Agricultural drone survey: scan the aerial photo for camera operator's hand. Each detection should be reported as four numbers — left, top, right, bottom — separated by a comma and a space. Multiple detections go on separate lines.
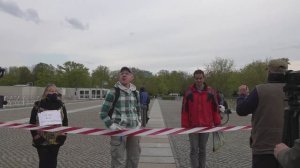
238, 85, 249, 96
219, 105, 225, 113
274, 143, 290, 159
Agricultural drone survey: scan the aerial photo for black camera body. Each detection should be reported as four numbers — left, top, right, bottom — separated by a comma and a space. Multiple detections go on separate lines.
0, 67, 5, 78
284, 70, 300, 108
285, 70, 300, 84
284, 70, 300, 88
282, 70, 300, 147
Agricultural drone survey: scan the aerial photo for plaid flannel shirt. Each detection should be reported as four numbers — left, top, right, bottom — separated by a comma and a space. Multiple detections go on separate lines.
100, 84, 141, 128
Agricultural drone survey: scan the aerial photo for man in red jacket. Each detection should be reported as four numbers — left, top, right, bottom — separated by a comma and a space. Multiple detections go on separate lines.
182, 69, 221, 168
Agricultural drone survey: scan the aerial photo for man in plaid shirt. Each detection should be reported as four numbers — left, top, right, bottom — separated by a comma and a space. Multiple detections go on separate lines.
100, 66, 141, 168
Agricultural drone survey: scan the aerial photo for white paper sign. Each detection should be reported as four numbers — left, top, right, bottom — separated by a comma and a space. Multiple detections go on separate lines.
38, 110, 62, 126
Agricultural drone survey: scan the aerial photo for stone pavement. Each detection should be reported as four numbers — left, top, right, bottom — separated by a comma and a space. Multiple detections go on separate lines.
0, 99, 252, 168
139, 99, 177, 168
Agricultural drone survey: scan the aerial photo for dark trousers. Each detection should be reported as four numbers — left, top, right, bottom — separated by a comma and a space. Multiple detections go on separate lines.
252, 154, 279, 168
37, 146, 60, 168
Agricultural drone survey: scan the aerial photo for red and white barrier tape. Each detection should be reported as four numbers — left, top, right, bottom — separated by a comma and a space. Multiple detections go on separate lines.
0, 121, 251, 136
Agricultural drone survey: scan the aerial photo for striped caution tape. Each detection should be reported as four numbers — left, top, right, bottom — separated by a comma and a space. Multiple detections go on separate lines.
0, 121, 251, 136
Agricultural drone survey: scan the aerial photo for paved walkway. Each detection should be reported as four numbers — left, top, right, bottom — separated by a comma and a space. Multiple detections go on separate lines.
0, 100, 252, 167
139, 99, 176, 168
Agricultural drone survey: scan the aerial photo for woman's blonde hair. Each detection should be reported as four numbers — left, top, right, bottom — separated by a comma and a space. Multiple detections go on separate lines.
41, 84, 58, 99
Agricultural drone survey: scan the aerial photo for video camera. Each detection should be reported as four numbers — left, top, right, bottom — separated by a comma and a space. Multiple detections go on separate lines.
0, 67, 5, 78
282, 70, 300, 147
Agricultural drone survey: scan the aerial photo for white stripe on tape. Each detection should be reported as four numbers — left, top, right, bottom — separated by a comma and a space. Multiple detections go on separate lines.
9, 123, 32, 128
224, 126, 247, 131
136, 128, 166, 136
65, 128, 95, 134
178, 127, 207, 134
89, 129, 114, 136
156, 128, 185, 136
46, 126, 72, 132
0, 122, 14, 127
201, 127, 226, 133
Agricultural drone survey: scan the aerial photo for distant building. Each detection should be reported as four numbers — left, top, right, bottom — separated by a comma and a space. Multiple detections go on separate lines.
76, 88, 109, 99
169, 93, 179, 96
0, 86, 109, 108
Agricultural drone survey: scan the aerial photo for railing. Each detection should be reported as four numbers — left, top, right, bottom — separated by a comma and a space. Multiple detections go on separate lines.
4, 96, 41, 107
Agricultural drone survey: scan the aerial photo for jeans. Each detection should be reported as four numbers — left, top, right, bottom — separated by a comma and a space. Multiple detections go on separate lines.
36, 145, 60, 168
189, 133, 209, 168
111, 136, 141, 168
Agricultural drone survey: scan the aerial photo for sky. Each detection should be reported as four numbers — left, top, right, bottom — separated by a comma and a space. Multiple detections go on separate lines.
0, 0, 299, 74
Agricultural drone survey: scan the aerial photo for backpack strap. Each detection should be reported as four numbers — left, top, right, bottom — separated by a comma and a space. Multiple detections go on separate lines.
108, 87, 120, 118
206, 87, 219, 112
132, 90, 139, 114
184, 89, 193, 112
132, 90, 139, 104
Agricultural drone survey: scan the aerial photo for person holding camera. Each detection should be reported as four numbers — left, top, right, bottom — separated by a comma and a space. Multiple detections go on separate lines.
273, 69, 300, 168
274, 139, 300, 168
236, 58, 289, 168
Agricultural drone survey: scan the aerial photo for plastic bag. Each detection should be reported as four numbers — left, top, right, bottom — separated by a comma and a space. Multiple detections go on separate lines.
213, 131, 225, 152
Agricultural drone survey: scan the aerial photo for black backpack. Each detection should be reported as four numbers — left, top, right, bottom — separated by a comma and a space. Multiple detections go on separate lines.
108, 87, 139, 118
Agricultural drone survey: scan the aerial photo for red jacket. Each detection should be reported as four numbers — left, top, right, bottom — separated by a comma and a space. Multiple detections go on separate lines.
181, 83, 221, 128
